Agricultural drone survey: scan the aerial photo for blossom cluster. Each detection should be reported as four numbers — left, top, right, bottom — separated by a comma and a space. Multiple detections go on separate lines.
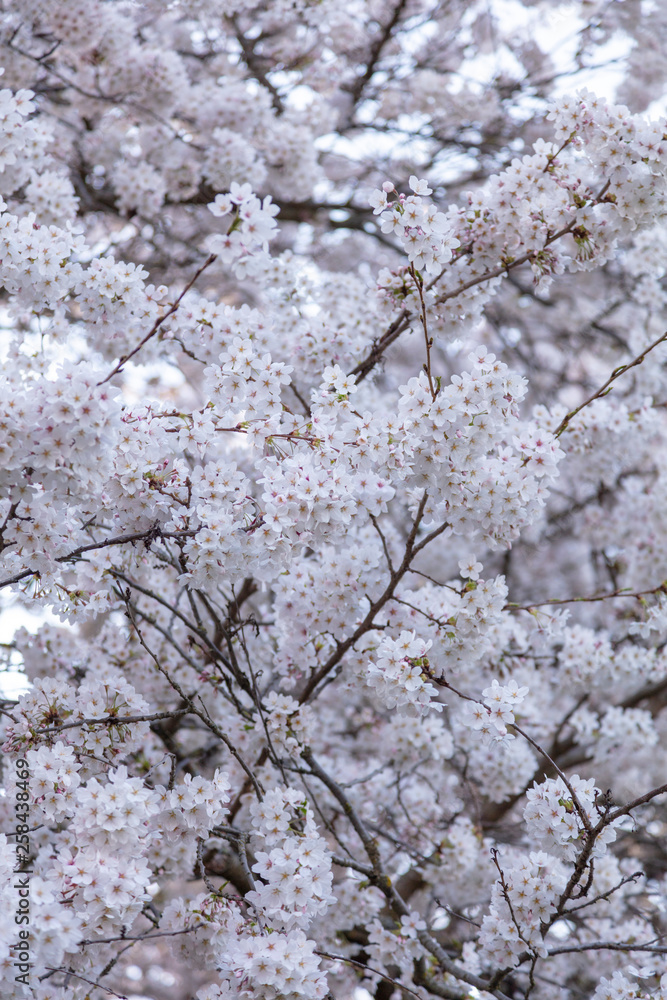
479, 850, 566, 968
460, 678, 529, 744
370, 176, 461, 274
1, 5, 667, 999
2, 672, 150, 762
366, 912, 427, 985
361, 629, 440, 716
248, 831, 335, 930
524, 774, 621, 861
207, 182, 280, 270
593, 971, 667, 1000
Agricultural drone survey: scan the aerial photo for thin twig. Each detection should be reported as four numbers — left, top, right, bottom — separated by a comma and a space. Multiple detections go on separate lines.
554, 328, 667, 437
97, 253, 217, 385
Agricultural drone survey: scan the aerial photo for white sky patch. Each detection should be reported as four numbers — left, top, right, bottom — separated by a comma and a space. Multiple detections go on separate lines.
531, 3, 632, 100
549, 918, 574, 939
353, 989, 373, 1000
0, 603, 61, 698
284, 83, 317, 110
457, 0, 631, 103
400, 15, 440, 57
123, 966, 143, 982
120, 357, 187, 406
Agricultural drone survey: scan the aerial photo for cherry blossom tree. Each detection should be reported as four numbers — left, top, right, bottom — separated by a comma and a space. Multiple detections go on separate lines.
1, 2, 667, 1000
